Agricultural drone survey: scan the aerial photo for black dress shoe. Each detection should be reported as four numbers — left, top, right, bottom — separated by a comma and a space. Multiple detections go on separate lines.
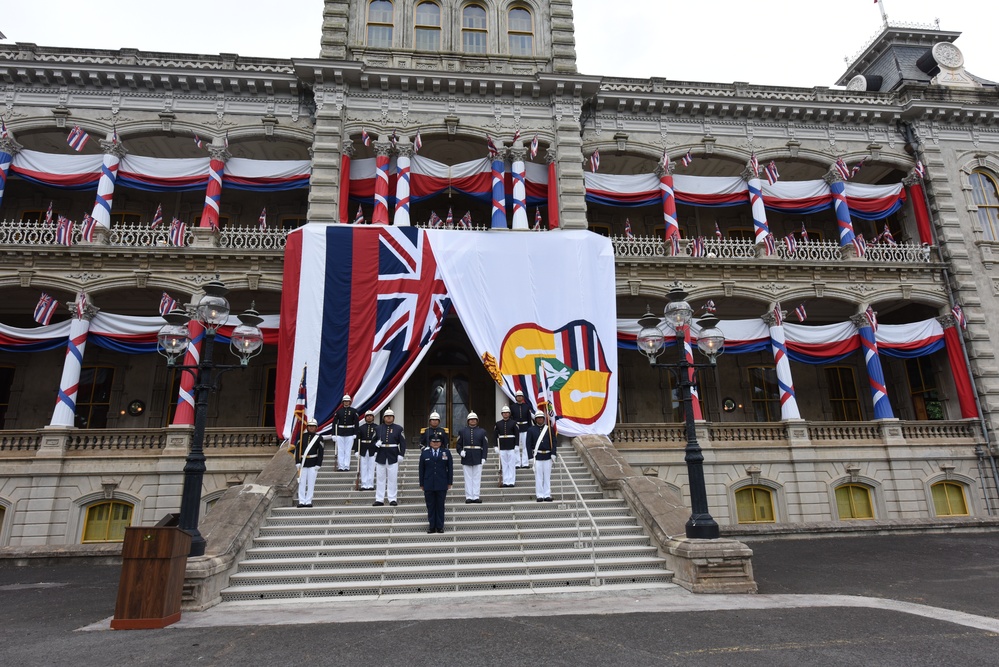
537, 497, 544, 502
544, 497, 553, 502
427, 528, 435, 534
436, 528, 444, 533
465, 499, 473, 504
389, 501, 398, 506
372, 501, 384, 506
472, 499, 482, 504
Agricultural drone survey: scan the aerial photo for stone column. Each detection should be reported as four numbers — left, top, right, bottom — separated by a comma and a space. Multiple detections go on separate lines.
763, 307, 801, 420
825, 170, 859, 258
199, 144, 231, 229
172, 301, 203, 426
338, 141, 354, 224
552, 98, 588, 229
491, 145, 507, 229
49, 293, 98, 427
91, 138, 127, 230
904, 171, 934, 245
307, 83, 344, 223
938, 314, 979, 419
744, 164, 771, 251
0, 134, 22, 213
545, 148, 560, 229
510, 145, 528, 230
394, 142, 413, 227
656, 163, 680, 248
372, 140, 392, 225
851, 311, 894, 420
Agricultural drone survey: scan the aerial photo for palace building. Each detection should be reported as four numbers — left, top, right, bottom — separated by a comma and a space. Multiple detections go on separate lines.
2, 0, 999, 550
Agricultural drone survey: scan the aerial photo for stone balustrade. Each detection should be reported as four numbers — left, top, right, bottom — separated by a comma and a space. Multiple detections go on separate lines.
0, 426, 281, 457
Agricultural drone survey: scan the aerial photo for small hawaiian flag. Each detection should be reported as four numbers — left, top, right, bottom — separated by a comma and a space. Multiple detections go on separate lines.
159, 292, 178, 317
784, 234, 797, 254
75, 293, 88, 320
0, 118, 7, 139
880, 223, 896, 246
590, 149, 600, 173
258, 207, 267, 230
702, 300, 717, 314
748, 153, 760, 177
834, 157, 851, 180
66, 125, 90, 152
850, 158, 866, 179
764, 161, 780, 185
534, 207, 543, 230
800, 222, 809, 243
795, 303, 808, 323
354, 205, 365, 224
223, 130, 229, 149
361, 129, 371, 147
680, 150, 693, 167
487, 135, 499, 158
914, 160, 926, 179
530, 133, 539, 159
112, 126, 120, 144
864, 306, 878, 332
512, 129, 521, 144
194, 134, 203, 149
81, 213, 97, 242
660, 150, 671, 171
169, 218, 187, 247
44, 202, 54, 225
34, 292, 59, 326
55, 216, 74, 246
459, 211, 473, 229
952, 304, 968, 330
413, 130, 423, 153
390, 130, 398, 146
690, 236, 706, 258
670, 235, 681, 256
624, 218, 634, 239
428, 211, 442, 228
445, 207, 454, 227
150, 204, 164, 229
852, 235, 867, 257
763, 233, 777, 256
772, 303, 783, 327
714, 221, 723, 240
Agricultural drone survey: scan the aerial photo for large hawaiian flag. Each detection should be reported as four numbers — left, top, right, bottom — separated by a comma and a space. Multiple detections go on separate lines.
276, 225, 618, 438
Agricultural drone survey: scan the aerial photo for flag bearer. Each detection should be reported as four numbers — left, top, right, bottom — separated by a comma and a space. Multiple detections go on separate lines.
494, 406, 520, 487
373, 408, 406, 506
293, 418, 325, 508
419, 433, 453, 533
509, 390, 534, 468
356, 410, 379, 490
455, 412, 489, 503
332, 394, 360, 471
527, 410, 557, 502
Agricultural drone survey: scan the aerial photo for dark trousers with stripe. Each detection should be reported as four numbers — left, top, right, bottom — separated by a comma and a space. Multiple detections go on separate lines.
424, 489, 447, 530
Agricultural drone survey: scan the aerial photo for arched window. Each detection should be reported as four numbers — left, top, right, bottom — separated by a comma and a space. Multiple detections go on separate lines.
735, 486, 775, 523
367, 0, 394, 48
82, 500, 134, 543
508, 7, 534, 56
462, 4, 488, 54
835, 484, 874, 519
971, 170, 999, 241
415, 2, 441, 51
931, 481, 969, 516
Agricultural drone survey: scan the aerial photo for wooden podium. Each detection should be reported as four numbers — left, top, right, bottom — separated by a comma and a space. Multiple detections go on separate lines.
111, 526, 192, 630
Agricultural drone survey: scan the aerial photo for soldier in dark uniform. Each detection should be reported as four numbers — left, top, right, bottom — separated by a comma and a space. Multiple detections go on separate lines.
332, 394, 360, 472
419, 433, 453, 533
419, 411, 450, 450
356, 410, 379, 491
293, 418, 325, 508
373, 408, 405, 506
527, 410, 557, 502
494, 406, 519, 487
509, 390, 534, 468
454, 411, 489, 503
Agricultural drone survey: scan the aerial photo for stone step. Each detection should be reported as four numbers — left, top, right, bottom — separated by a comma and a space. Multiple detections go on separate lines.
258, 516, 641, 537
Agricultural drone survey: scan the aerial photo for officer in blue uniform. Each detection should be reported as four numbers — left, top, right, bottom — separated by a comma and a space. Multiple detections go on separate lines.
419, 411, 450, 450
494, 406, 520, 487
356, 410, 379, 490
419, 433, 453, 533
293, 418, 325, 508
527, 410, 557, 502
332, 394, 360, 471
454, 412, 489, 503
509, 390, 534, 468
373, 408, 406, 506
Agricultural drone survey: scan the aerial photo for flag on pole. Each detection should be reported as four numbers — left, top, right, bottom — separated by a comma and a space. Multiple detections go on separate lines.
75, 293, 89, 320
680, 150, 693, 167
783, 234, 797, 254
258, 207, 267, 230
772, 302, 783, 327
714, 221, 723, 240
361, 129, 371, 147
795, 303, 808, 323
289, 365, 309, 453
834, 157, 851, 180
112, 126, 120, 144
66, 125, 90, 152
624, 218, 634, 239
0, 118, 7, 139
159, 292, 178, 316
952, 304, 968, 330
223, 131, 229, 149
169, 218, 187, 247
530, 133, 539, 159
852, 235, 867, 257
486, 135, 499, 158
800, 222, 809, 243
445, 207, 454, 227
194, 134, 203, 149
589, 150, 600, 173
764, 161, 780, 185
670, 236, 681, 256
914, 160, 926, 179
390, 130, 398, 146
763, 233, 776, 256
533, 207, 543, 231
354, 205, 365, 224
512, 129, 521, 144
880, 223, 896, 246
864, 306, 878, 332
81, 213, 97, 242
661, 149, 671, 172
850, 158, 866, 179
413, 130, 423, 153
33, 293, 58, 326
702, 300, 717, 314
44, 202, 54, 225
458, 211, 472, 229
55, 216, 74, 246
748, 153, 759, 177
428, 211, 442, 228
690, 236, 706, 257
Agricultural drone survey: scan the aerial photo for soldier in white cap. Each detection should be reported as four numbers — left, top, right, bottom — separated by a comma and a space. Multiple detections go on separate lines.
454, 411, 489, 503
293, 418, 325, 508
332, 394, 360, 472
419, 411, 450, 450
527, 410, 557, 502
356, 409, 379, 490
509, 389, 534, 468
373, 408, 406, 506
494, 406, 519, 487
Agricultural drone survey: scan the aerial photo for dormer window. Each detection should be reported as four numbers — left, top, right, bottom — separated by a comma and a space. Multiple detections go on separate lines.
415, 2, 442, 51
367, 0, 394, 48
462, 4, 488, 54
508, 7, 534, 56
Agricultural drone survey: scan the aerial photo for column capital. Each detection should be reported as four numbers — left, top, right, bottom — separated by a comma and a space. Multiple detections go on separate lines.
509, 146, 527, 162
741, 166, 759, 182
936, 314, 958, 329
545, 147, 558, 164
902, 171, 922, 187
341, 141, 355, 158
654, 163, 675, 177
849, 313, 871, 329
100, 139, 127, 159
207, 145, 231, 162
395, 143, 414, 158
374, 141, 393, 157
823, 169, 845, 186
71, 295, 100, 322
761, 309, 782, 328
0, 136, 23, 155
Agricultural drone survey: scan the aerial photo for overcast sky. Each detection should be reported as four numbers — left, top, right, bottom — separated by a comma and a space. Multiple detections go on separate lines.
2, 1, 996, 88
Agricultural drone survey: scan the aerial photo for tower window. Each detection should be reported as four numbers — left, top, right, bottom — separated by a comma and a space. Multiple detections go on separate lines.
415, 2, 441, 51
508, 7, 533, 56
367, 0, 394, 48
462, 4, 488, 54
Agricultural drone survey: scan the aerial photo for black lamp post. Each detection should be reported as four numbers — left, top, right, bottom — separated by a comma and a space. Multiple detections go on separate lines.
157, 279, 264, 557
636, 284, 725, 539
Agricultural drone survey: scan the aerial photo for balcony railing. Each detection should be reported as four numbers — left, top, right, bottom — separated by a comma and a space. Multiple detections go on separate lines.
0, 426, 282, 456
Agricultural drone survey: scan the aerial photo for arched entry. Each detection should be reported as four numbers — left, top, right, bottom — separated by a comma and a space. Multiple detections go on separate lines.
406, 316, 496, 439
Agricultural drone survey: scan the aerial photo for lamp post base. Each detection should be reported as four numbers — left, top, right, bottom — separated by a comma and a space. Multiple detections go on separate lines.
685, 514, 720, 540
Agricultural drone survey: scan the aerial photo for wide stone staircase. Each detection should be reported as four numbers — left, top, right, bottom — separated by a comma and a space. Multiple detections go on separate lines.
220, 445, 675, 601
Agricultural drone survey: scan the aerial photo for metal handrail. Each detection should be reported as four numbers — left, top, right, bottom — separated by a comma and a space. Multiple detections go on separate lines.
556, 451, 602, 585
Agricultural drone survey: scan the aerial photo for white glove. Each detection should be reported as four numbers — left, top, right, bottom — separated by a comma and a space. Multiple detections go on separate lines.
459, 450, 466, 458
494, 447, 500, 455
551, 455, 557, 462
398, 454, 404, 461
354, 450, 359, 457
296, 463, 302, 470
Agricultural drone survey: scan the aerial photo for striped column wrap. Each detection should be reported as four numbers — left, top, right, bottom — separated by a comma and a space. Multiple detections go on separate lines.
393, 153, 411, 226
829, 179, 857, 247
546, 160, 559, 229
511, 158, 528, 230
200, 158, 225, 229
90, 152, 120, 229
50, 316, 92, 427
747, 177, 771, 245
659, 173, 680, 241
171, 321, 204, 426
338, 152, 352, 224
682, 325, 703, 420
0, 149, 12, 211
857, 324, 894, 419
491, 157, 507, 229
372, 154, 391, 225
768, 322, 801, 419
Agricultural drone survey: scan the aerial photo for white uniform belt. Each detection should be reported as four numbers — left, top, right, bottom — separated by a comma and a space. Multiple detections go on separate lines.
464, 446, 482, 450
498, 435, 516, 439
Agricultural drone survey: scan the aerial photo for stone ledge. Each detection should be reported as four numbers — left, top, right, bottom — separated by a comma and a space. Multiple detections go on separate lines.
0, 543, 122, 567
724, 516, 999, 541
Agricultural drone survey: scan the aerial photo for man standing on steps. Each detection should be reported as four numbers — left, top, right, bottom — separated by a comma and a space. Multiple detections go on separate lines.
356, 410, 379, 491
293, 418, 325, 508
419, 433, 453, 533
455, 412, 489, 503
332, 394, 360, 472
373, 408, 406, 507
419, 411, 450, 450
494, 406, 519, 487
527, 410, 557, 502
509, 390, 534, 468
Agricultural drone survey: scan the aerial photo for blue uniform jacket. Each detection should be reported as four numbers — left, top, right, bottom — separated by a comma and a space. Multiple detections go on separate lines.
526, 424, 557, 461
419, 426, 450, 450
419, 447, 454, 491
294, 432, 326, 468
455, 426, 489, 465
374, 423, 406, 464
332, 406, 360, 436
356, 422, 379, 456
509, 401, 535, 430
494, 418, 520, 449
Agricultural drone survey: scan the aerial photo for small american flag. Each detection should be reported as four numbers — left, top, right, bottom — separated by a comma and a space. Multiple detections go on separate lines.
864, 306, 878, 332
670, 235, 681, 256
362, 129, 371, 147
880, 223, 896, 246
458, 211, 472, 229
429, 211, 442, 228
914, 160, 926, 179
530, 134, 539, 159
800, 222, 809, 243
258, 207, 267, 230
624, 218, 634, 239
763, 233, 776, 256
169, 218, 187, 247
67, 125, 90, 152
764, 161, 780, 185
413, 130, 423, 153
487, 135, 499, 158
714, 221, 723, 240
852, 235, 867, 257
34, 293, 59, 326
81, 213, 97, 242
784, 234, 797, 254
952, 304, 968, 330
150, 204, 164, 229
194, 134, 203, 149
44, 202, 54, 225
772, 303, 783, 327
534, 207, 543, 230
55, 216, 74, 246
834, 157, 851, 180
354, 205, 365, 225
850, 158, 866, 179
795, 303, 808, 323
159, 292, 178, 317
680, 150, 693, 167
590, 149, 600, 173
748, 153, 759, 177
445, 207, 454, 227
